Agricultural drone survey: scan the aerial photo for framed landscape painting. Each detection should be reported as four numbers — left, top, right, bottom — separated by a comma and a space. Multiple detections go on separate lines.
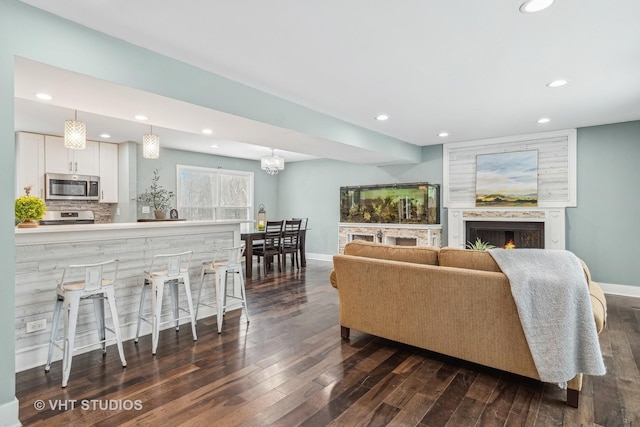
475, 150, 538, 207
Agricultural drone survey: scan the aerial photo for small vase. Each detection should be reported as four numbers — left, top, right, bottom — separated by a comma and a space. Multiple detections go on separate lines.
17, 219, 39, 228
154, 210, 166, 219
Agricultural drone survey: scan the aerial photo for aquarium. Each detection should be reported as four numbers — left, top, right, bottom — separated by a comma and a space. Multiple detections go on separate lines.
340, 182, 440, 224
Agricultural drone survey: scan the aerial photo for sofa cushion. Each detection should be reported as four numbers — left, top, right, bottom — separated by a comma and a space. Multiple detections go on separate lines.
331, 241, 440, 288
438, 247, 502, 272
344, 240, 440, 265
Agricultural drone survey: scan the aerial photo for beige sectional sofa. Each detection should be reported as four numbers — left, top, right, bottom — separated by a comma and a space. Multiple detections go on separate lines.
330, 240, 607, 407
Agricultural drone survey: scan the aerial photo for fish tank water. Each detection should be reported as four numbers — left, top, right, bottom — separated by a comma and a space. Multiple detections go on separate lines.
340, 182, 440, 224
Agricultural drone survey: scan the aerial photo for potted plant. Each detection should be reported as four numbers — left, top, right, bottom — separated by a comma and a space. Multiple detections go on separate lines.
15, 185, 46, 228
137, 169, 174, 219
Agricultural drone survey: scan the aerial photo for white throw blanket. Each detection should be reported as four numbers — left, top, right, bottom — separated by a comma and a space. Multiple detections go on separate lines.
488, 248, 606, 386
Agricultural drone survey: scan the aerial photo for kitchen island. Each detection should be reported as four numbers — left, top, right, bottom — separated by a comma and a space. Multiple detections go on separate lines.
15, 220, 245, 372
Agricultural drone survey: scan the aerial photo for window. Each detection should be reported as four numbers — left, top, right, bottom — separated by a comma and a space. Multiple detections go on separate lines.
177, 165, 253, 221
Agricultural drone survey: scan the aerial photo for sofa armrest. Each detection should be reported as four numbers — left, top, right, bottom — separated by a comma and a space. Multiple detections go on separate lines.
329, 269, 338, 289
580, 259, 607, 332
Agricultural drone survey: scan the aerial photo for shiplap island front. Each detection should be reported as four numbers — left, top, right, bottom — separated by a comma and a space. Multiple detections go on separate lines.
15, 220, 244, 372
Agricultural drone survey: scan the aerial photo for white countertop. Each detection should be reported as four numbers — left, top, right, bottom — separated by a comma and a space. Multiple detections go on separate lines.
15, 220, 248, 245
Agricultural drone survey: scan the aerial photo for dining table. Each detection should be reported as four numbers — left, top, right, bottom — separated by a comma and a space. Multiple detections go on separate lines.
241, 228, 307, 279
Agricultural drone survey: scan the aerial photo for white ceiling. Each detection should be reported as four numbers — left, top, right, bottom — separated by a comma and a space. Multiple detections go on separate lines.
15, 0, 640, 164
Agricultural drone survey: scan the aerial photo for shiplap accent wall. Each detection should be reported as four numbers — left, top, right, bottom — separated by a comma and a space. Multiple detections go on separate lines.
443, 129, 577, 208
15, 222, 242, 372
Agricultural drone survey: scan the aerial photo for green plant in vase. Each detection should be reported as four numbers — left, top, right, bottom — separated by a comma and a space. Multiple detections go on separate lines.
137, 169, 174, 219
15, 185, 46, 228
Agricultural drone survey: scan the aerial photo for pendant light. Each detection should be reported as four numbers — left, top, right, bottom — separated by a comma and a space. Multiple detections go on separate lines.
64, 110, 86, 149
143, 125, 160, 159
261, 149, 284, 175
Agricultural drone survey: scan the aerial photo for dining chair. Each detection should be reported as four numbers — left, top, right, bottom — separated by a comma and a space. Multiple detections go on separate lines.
292, 217, 308, 231
292, 217, 309, 266
45, 259, 126, 387
281, 219, 302, 269
253, 220, 284, 275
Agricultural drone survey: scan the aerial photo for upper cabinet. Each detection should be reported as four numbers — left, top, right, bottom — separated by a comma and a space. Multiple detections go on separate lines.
99, 142, 118, 203
44, 135, 100, 176
16, 132, 119, 203
15, 132, 45, 199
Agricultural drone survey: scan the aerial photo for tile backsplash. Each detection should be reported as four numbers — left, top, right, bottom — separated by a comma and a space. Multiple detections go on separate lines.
45, 201, 114, 223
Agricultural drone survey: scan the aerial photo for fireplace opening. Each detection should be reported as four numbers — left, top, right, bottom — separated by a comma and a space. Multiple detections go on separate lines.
465, 221, 544, 249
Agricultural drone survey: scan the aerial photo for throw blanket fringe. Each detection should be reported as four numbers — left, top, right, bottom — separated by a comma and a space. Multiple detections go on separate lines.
488, 249, 606, 385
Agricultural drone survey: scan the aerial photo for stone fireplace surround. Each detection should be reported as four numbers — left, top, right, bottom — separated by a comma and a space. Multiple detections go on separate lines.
447, 208, 566, 250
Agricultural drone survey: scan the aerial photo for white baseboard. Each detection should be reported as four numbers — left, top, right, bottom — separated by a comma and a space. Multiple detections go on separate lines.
305, 253, 334, 262
599, 282, 640, 298
0, 397, 20, 427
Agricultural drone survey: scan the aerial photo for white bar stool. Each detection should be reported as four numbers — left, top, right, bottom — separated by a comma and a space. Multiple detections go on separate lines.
196, 245, 250, 333
45, 259, 126, 388
134, 251, 197, 355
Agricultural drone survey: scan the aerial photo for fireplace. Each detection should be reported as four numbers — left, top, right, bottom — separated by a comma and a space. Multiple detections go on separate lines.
447, 208, 565, 250
466, 221, 544, 249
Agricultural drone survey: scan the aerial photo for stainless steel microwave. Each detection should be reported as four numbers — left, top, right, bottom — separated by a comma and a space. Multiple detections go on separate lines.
45, 173, 100, 201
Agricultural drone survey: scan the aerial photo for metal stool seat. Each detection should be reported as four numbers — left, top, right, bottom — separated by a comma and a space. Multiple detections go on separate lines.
197, 245, 250, 333
45, 259, 126, 388
134, 251, 197, 355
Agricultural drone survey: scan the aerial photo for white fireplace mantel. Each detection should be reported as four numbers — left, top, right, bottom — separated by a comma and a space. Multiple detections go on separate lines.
447, 208, 565, 250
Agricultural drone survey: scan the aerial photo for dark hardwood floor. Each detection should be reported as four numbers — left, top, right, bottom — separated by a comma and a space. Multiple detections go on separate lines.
16, 260, 640, 426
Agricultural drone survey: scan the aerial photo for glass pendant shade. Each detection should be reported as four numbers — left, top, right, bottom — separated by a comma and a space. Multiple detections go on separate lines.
143, 133, 160, 159
261, 150, 284, 175
64, 111, 86, 149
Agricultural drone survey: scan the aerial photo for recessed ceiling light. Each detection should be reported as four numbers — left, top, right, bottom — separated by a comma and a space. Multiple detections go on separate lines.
537, 117, 551, 124
202, 129, 213, 135
99, 133, 111, 139
438, 132, 449, 137
35, 93, 53, 101
520, 0, 554, 13
547, 79, 568, 88
210, 144, 219, 148
375, 114, 389, 121
134, 114, 148, 121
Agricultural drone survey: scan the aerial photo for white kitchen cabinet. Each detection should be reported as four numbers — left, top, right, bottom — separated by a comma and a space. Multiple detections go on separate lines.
15, 132, 45, 199
45, 135, 100, 175
99, 142, 118, 203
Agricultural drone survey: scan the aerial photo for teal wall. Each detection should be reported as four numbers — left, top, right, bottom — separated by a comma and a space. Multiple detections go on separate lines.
0, 0, 413, 421
276, 145, 444, 254
0, 20, 17, 415
567, 121, 640, 287
135, 146, 279, 221
1, 0, 638, 423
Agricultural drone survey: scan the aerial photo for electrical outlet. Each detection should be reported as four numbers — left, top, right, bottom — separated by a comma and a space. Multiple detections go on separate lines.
142, 206, 150, 214
26, 319, 46, 333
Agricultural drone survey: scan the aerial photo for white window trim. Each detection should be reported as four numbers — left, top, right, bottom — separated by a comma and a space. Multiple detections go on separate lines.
176, 164, 254, 221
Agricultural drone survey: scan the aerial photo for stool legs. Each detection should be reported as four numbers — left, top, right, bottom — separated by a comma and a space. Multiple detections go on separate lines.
93, 297, 106, 354
169, 281, 180, 331
216, 266, 226, 333
136, 275, 197, 355
151, 277, 164, 355
104, 287, 126, 369
45, 296, 63, 372
134, 281, 148, 344
195, 265, 209, 321
46, 290, 126, 388
61, 294, 80, 388
183, 276, 198, 342
214, 266, 249, 334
